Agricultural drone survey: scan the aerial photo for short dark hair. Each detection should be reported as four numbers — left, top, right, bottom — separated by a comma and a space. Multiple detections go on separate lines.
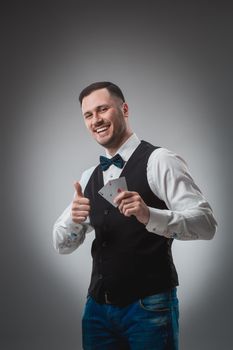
79, 81, 125, 105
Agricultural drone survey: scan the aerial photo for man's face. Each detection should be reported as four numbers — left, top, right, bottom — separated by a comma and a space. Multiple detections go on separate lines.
81, 88, 129, 152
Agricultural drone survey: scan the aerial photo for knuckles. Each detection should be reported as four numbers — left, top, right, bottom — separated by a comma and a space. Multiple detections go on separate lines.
73, 196, 90, 204
72, 217, 85, 223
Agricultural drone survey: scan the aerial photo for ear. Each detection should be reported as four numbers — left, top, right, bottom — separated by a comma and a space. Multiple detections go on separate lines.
122, 102, 129, 117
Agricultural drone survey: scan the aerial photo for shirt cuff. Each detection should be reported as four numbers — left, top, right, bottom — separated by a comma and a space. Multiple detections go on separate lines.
146, 207, 175, 239
54, 216, 93, 254
64, 215, 93, 235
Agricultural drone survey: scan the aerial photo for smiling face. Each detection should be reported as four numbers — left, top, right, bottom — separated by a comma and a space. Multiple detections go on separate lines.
81, 88, 132, 155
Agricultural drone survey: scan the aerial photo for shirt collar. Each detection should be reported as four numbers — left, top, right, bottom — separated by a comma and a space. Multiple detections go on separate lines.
105, 133, 141, 161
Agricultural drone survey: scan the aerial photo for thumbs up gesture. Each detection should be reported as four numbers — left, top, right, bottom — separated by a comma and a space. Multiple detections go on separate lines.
71, 181, 91, 223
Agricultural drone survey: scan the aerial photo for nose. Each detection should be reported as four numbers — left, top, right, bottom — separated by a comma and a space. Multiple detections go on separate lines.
92, 112, 103, 125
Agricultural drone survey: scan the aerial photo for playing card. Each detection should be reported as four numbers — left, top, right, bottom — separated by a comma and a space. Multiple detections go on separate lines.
98, 177, 128, 207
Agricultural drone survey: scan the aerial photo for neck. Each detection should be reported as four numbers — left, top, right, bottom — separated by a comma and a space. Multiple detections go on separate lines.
106, 131, 133, 156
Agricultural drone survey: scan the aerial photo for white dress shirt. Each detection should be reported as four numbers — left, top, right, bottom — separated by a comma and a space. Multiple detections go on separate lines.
53, 133, 217, 254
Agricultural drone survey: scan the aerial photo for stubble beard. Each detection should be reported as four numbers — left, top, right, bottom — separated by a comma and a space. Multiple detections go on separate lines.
97, 123, 127, 152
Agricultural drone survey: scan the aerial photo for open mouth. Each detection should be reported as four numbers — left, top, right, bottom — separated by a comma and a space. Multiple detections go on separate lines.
95, 125, 110, 134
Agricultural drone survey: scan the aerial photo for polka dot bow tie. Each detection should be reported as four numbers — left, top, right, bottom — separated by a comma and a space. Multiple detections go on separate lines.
99, 154, 125, 171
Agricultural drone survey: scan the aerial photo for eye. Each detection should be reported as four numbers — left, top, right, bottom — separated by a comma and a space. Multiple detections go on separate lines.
84, 113, 92, 119
99, 106, 109, 113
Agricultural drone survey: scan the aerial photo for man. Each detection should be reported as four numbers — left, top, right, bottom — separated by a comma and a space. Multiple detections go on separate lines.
53, 81, 217, 350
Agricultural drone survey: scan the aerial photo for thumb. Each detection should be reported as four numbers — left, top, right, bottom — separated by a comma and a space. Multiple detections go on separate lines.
74, 181, 83, 197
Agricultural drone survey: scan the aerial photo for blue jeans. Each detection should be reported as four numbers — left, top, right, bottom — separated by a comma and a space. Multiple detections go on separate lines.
82, 288, 179, 349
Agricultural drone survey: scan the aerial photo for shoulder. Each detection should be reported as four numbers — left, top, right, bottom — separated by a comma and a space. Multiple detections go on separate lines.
148, 147, 189, 172
147, 147, 191, 198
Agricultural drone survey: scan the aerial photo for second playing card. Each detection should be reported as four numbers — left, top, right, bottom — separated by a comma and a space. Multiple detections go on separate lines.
98, 177, 128, 207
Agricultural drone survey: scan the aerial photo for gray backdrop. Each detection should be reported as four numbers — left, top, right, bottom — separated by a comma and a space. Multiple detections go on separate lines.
2, 1, 233, 349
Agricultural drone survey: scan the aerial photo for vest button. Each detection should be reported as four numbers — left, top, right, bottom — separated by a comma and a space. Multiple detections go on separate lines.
104, 209, 109, 215
102, 241, 107, 247
98, 274, 103, 279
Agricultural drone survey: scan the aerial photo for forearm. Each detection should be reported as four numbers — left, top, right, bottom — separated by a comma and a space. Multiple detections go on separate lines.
146, 205, 217, 240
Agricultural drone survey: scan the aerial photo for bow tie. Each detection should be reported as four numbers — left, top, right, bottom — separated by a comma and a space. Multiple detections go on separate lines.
99, 154, 125, 171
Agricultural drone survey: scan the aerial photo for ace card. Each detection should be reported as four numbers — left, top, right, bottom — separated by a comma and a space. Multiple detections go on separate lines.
98, 177, 128, 207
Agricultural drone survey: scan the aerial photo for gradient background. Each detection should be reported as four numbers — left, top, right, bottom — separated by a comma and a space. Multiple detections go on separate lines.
2, 1, 233, 349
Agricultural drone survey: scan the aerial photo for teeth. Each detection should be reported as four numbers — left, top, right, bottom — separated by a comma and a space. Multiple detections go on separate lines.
96, 126, 108, 133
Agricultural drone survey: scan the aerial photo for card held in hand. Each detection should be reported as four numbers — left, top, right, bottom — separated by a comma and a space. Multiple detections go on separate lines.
98, 177, 128, 207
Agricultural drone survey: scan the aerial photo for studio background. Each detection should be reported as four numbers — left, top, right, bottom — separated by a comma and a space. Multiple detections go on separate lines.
2, 1, 232, 349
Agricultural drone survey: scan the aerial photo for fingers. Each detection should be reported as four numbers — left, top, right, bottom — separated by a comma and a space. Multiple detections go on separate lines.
72, 217, 86, 223
114, 191, 138, 206
72, 203, 90, 212
72, 210, 89, 223
71, 204, 90, 223
73, 197, 90, 205
114, 191, 150, 225
72, 200, 90, 222
74, 181, 84, 198
72, 181, 90, 223
119, 203, 138, 217
73, 180, 90, 205
114, 191, 140, 212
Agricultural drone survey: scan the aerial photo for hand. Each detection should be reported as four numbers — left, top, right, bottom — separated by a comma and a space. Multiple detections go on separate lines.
71, 181, 91, 223
114, 191, 150, 225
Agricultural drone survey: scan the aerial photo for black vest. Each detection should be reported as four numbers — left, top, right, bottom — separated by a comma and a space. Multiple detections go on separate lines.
84, 141, 178, 306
